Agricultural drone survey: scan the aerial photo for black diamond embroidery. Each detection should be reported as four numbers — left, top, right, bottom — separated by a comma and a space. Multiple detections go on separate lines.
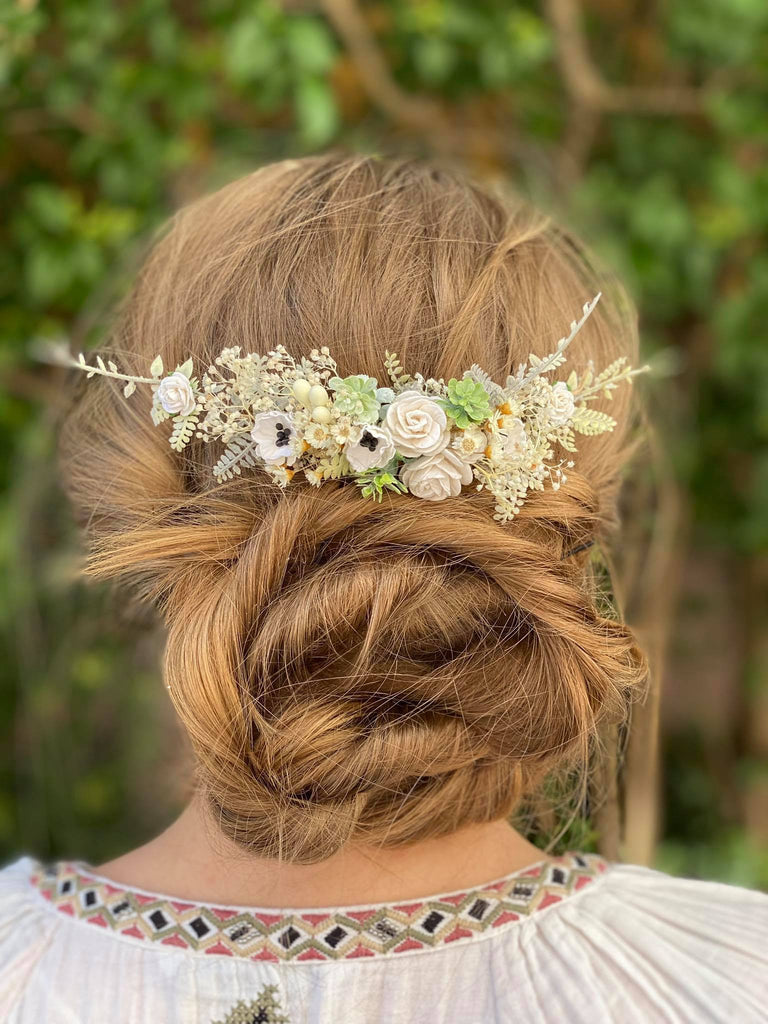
278, 925, 301, 949
467, 898, 489, 920
421, 910, 445, 934
189, 916, 211, 938
148, 909, 169, 931
323, 925, 347, 949
36, 852, 606, 965
370, 919, 399, 939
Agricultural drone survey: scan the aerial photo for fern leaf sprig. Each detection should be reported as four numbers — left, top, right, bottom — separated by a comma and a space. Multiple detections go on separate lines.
169, 412, 200, 452
384, 351, 413, 389
573, 361, 651, 402
41, 343, 161, 395
506, 293, 602, 395
463, 365, 505, 406
212, 438, 260, 480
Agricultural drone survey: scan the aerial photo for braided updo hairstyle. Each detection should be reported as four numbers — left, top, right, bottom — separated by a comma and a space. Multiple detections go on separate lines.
60, 154, 649, 864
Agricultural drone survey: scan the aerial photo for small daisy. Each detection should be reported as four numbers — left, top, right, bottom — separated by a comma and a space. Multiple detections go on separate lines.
304, 468, 324, 487
330, 415, 363, 447
303, 421, 333, 450
265, 462, 295, 487
452, 426, 487, 463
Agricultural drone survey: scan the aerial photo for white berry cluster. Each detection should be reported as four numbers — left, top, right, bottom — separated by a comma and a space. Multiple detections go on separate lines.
57, 295, 649, 521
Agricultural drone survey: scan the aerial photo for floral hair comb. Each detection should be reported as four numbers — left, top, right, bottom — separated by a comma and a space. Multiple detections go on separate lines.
50, 294, 649, 521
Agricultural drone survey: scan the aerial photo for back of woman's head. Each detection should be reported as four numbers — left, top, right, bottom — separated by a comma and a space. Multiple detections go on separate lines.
60, 154, 648, 863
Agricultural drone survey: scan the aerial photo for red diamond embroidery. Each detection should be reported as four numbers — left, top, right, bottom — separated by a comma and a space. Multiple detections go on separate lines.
297, 948, 327, 961
251, 949, 280, 963
345, 944, 376, 959
394, 937, 424, 953
204, 941, 234, 956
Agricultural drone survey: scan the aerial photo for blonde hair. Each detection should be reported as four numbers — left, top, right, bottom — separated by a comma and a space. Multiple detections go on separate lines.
61, 154, 648, 863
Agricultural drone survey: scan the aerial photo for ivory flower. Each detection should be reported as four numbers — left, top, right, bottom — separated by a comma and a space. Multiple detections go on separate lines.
547, 381, 576, 426
400, 448, 473, 501
251, 411, 296, 464
498, 416, 528, 458
385, 393, 449, 458
345, 424, 396, 472
156, 372, 196, 416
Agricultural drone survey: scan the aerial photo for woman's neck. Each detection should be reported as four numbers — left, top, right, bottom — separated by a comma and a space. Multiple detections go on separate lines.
92, 796, 549, 907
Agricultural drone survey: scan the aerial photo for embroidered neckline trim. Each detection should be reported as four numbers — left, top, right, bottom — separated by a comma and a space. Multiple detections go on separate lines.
30, 851, 607, 962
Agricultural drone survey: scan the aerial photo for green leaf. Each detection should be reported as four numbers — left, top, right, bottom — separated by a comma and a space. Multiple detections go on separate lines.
413, 37, 456, 84
150, 355, 164, 377
26, 246, 74, 303
294, 75, 339, 147
355, 465, 407, 501
25, 185, 80, 233
223, 14, 277, 84
285, 19, 336, 75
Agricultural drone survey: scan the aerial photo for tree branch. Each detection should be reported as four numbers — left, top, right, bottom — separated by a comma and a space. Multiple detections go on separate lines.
318, 0, 453, 141
544, 0, 705, 116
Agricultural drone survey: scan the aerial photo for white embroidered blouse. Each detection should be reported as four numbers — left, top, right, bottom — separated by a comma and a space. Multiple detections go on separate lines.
1, 851, 766, 1023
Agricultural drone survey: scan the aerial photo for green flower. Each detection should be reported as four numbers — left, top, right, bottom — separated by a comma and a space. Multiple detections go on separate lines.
438, 378, 493, 429
329, 374, 381, 424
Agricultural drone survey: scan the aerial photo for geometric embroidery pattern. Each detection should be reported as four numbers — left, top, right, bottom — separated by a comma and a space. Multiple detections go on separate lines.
211, 985, 289, 1024
30, 852, 607, 963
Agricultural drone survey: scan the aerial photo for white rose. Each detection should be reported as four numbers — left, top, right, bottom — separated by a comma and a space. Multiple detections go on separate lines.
345, 424, 397, 472
251, 410, 297, 464
400, 448, 473, 501
385, 393, 449, 457
547, 381, 576, 426
452, 426, 488, 463
156, 372, 196, 416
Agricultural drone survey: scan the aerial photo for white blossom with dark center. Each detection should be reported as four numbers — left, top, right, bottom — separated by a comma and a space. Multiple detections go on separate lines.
251, 411, 297, 464
344, 423, 396, 472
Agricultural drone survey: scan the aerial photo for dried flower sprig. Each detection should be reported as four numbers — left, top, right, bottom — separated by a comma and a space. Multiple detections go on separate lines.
45, 294, 650, 520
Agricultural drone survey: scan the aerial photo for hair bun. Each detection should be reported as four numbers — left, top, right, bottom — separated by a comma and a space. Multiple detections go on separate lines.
150, 479, 644, 862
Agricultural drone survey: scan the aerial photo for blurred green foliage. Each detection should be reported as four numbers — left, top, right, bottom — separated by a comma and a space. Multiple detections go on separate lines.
1, 0, 767, 886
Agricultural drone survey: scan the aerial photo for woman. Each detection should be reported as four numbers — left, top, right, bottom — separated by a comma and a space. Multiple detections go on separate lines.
1, 154, 766, 1023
